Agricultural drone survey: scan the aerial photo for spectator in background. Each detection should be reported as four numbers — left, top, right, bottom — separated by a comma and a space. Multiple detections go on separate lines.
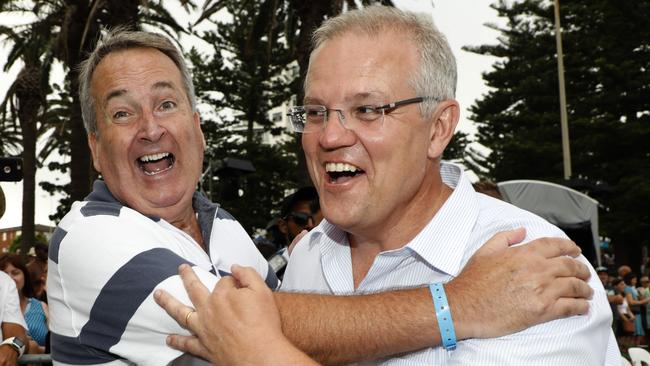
277, 186, 320, 247
613, 278, 636, 343
0, 270, 30, 363
619, 265, 632, 278
639, 275, 650, 337
623, 272, 648, 345
26, 243, 48, 304
598, 266, 623, 333
26, 259, 47, 304
0, 254, 48, 353
267, 187, 320, 278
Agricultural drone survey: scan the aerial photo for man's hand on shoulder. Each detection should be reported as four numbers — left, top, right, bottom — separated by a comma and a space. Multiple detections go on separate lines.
447, 228, 593, 339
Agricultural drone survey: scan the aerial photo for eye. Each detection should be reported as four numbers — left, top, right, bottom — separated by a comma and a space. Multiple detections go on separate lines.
306, 109, 325, 117
357, 105, 378, 114
159, 100, 177, 111
354, 105, 382, 122
113, 110, 130, 120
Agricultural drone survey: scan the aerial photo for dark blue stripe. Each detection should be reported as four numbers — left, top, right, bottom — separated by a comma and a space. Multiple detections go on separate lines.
51, 332, 119, 365
146, 214, 161, 222
48, 227, 67, 264
80, 201, 121, 217
85, 180, 120, 204
79, 248, 193, 352
218, 269, 231, 277
215, 207, 237, 221
265, 264, 279, 289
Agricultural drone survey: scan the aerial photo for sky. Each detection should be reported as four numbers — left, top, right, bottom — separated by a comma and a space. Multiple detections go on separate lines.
0, 0, 504, 229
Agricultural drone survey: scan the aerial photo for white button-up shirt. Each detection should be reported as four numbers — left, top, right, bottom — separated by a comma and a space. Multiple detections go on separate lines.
282, 162, 620, 365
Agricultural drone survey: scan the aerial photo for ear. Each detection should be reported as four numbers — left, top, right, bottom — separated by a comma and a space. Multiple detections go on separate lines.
194, 111, 206, 150
427, 99, 460, 159
87, 133, 102, 173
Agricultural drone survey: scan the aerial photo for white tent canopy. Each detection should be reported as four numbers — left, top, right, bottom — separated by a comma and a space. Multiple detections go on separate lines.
497, 180, 601, 266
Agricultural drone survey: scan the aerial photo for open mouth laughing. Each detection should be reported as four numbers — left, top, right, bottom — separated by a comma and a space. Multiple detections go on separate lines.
137, 152, 175, 176
325, 162, 365, 184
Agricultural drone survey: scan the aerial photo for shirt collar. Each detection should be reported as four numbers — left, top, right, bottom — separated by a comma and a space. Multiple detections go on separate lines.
86, 179, 219, 237
313, 162, 480, 279
405, 162, 480, 277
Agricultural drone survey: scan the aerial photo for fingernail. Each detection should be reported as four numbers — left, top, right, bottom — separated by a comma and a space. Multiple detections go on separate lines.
153, 290, 160, 299
166, 336, 172, 345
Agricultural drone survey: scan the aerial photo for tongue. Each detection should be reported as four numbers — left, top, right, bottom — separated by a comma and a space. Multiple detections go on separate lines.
331, 174, 357, 184
142, 158, 171, 174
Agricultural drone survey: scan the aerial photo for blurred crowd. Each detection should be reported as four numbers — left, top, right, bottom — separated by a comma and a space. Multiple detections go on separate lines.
0, 243, 50, 355
600, 264, 650, 350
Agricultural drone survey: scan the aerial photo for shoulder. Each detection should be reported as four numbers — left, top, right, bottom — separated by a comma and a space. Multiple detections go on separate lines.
474, 194, 567, 240
0, 270, 12, 283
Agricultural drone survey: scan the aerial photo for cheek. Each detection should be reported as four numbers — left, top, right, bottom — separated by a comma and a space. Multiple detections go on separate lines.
302, 136, 320, 174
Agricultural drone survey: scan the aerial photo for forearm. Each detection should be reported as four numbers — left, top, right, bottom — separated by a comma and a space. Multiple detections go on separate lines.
1, 323, 28, 350
276, 287, 442, 365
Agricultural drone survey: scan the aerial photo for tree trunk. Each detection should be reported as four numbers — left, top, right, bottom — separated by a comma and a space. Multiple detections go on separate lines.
15, 65, 43, 257
64, 1, 97, 204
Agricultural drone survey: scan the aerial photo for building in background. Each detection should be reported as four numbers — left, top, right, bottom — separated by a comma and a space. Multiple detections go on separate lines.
0, 224, 54, 252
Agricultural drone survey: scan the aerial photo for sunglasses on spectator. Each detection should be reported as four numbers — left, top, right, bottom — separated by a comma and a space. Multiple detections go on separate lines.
286, 212, 314, 226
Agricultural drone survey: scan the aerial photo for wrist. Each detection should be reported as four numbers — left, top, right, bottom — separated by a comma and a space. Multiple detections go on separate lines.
430, 283, 457, 351
443, 279, 472, 340
0, 336, 26, 358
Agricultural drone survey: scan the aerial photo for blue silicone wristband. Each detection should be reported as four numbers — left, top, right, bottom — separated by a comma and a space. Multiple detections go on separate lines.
430, 283, 457, 351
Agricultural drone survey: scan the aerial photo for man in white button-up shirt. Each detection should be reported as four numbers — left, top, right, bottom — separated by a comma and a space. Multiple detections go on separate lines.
278, 5, 619, 364
155, 5, 617, 365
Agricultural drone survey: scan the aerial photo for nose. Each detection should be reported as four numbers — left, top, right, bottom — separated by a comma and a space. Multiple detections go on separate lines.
319, 109, 355, 149
137, 110, 165, 142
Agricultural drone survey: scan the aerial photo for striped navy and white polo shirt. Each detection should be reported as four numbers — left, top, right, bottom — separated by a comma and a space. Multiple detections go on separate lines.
48, 180, 278, 366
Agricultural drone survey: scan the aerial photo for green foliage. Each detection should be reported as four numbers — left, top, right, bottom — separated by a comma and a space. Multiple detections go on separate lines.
466, 0, 650, 262
190, 0, 301, 233
9, 233, 47, 254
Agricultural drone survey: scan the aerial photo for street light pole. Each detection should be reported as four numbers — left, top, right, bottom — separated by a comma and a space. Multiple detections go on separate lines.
554, 0, 572, 179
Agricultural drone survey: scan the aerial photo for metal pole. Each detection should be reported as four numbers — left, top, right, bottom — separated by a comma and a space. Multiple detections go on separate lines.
554, 0, 572, 179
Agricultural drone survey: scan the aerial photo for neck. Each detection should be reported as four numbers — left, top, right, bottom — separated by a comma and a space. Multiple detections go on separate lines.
349, 170, 453, 288
168, 209, 205, 251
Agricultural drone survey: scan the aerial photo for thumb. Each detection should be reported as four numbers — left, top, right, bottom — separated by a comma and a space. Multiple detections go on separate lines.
231, 264, 265, 290
476, 228, 527, 257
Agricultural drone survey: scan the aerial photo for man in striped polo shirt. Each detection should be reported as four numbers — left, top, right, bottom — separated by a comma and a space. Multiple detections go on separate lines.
156, 5, 618, 366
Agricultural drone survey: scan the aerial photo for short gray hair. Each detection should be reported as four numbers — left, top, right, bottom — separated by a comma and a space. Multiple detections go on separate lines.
308, 5, 456, 119
78, 28, 196, 135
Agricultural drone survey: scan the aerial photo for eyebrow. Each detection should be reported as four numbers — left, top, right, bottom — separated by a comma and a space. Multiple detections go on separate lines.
303, 91, 386, 105
105, 89, 128, 104
151, 81, 176, 92
104, 81, 178, 104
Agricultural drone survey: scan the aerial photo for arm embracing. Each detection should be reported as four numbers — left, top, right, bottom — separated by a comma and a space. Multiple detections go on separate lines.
278, 228, 592, 364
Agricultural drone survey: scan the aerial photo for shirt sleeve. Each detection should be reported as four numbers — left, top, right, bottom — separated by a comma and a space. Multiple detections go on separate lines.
449, 211, 620, 365
0, 272, 27, 330
48, 205, 220, 366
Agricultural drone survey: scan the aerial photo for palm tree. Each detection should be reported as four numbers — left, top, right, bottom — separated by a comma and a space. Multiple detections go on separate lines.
1, 0, 194, 224
0, 12, 57, 255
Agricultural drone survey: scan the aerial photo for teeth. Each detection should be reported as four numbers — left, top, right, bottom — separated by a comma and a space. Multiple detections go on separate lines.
139, 152, 170, 162
325, 162, 360, 173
